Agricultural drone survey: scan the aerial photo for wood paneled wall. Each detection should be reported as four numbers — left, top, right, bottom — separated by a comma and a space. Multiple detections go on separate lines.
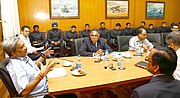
18, 0, 180, 32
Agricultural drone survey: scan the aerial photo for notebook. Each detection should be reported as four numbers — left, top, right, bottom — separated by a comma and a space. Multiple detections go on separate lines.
135, 61, 147, 69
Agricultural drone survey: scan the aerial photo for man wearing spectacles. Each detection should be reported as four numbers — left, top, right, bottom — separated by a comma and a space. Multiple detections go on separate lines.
79, 29, 112, 57
2, 37, 77, 98
166, 32, 180, 80
129, 28, 153, 51
131, 46, 180, 98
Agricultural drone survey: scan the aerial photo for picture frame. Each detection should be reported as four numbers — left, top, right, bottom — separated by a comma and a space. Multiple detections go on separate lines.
105, 0, 129, 19
49, 0, 80, 19
146, 1, 165, 19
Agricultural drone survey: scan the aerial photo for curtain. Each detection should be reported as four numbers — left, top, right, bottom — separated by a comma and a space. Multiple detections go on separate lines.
1, 0, 20, 40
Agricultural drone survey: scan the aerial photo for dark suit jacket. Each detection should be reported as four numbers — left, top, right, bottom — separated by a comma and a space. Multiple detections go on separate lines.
131, 75, 180, 98
79, 38, 112, 57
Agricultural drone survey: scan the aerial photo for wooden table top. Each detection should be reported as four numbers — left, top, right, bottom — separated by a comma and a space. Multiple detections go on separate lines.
47, 52, 152, 95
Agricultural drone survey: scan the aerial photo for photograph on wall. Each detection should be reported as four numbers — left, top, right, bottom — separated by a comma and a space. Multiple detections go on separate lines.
50, 0, 79, 19
105, 0, 129, 19
146, 1, 165, 19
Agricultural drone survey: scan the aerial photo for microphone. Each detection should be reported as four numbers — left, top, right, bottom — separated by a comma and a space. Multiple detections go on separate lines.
104, 63, 113, 69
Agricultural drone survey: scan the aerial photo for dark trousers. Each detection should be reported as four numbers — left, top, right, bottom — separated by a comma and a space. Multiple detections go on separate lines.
49, 42, 64, 56
67, 42, 75, 56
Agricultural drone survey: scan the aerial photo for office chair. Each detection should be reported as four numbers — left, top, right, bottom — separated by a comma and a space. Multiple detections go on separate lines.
117, 36, 132, 51
146, 33, 162, 47
74, 37, 88, 55
63, 31, 71, 56
0, 58, 48, 98
160, 32, 169, 46
0, 58, 21, 97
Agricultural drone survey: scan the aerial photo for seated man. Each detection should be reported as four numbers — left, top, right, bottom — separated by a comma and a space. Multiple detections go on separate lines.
109, 23, 123, 48
79, 29, 112, 57
138, 21, 146, 29
156, 22, 171, 33
166, 32, 180, 80
129, 28, 153, 51
146, 24, 157, 33
2, 37, 77, 98
171, 24, 179, 33
98, 22, 110, 43
123, 22, 134, 36
64, 25, 78, 56
29, 25, 46, 48
131, 46, 180, 98
80, 24, 91, 38
47, 22, 64, 56
19, 25, 41, 60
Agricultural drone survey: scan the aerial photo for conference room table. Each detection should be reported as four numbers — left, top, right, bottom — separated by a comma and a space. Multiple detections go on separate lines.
47, 51, 152, 96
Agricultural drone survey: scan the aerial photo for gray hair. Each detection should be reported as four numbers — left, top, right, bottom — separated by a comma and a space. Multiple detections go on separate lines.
2, 37, 20, 56
166, 32, 180, 46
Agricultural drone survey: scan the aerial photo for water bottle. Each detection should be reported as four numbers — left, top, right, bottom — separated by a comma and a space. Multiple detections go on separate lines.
137, 44, 142, 56
105, 49, 109, 66
77, 54, 82, 69
117, 53, 125, 70
117, 59, 122, 68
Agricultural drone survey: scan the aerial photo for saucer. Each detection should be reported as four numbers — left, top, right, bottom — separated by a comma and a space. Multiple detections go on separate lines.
123, 55, 132, 58
71, 69, 87, 76
63, 61, 73, 67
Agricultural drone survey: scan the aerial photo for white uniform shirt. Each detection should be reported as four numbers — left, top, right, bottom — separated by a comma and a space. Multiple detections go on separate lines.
129, 36, 154, 50
6, 56, 48, 96
173, 48, 180, 80
18, 34, 37, 54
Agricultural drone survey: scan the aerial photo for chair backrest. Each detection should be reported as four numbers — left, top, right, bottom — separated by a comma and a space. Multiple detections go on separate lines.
74, 37, 88, 55
117, 36, 132, 52
160, 33, 169, 46
146, 33, 162, 47
0, 58, 21, 97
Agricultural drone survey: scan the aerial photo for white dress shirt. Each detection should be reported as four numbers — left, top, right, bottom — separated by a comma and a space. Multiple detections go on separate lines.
129, 36, 154, 50
173, 48, 180, 80
19, 34, 37, 54
6, 56, 48, 97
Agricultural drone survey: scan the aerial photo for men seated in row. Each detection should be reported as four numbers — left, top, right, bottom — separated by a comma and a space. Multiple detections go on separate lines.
64, 25, 78, 56
123, 22, 134, 36
156, 22, 171, 33
129, 28, 154, 51
80, 24, 91, 38
2, 37, 77, 98
19, 26, 42, 60
133, 21, 146, 35
166, 32, 180, 80
47, 22, 64, 56
171, 24, 179, 33
131, 46, 180, 98
109, 23, 123, 48
98, 22, 110, 43
146, 24, 158, 33
30, 25, 46, 48
79, 29, 112, 57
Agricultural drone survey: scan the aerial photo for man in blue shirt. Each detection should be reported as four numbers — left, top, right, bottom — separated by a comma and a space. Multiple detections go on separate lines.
2, 37, 77, 98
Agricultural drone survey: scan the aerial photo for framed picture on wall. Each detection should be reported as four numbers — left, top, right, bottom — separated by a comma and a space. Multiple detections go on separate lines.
49, 0, 80, 19
146, 1, 165, 19
105, 0, 129, 19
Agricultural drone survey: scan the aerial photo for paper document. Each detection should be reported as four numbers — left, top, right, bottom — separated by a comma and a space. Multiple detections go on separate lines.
47, 67, 67, 78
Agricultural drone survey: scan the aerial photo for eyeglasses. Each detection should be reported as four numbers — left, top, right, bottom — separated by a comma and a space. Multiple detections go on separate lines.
145, 56, 153, 63
141, 33, 147, 36
90, 35, 99, 37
